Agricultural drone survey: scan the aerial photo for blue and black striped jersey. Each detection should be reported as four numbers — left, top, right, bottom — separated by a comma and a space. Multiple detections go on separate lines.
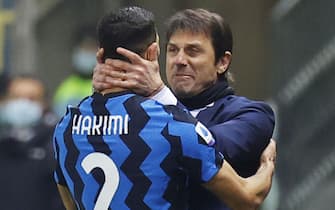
53, 91, 223, 210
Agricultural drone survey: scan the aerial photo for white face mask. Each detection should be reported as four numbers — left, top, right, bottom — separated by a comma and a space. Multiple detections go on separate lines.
72, 49, 96, 76
0, 99, 43, 128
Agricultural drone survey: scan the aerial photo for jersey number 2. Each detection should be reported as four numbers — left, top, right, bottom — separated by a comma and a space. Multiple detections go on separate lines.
82, 152, 120, 210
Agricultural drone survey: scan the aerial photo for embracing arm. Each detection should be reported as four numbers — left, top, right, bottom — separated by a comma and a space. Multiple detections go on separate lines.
203, 139, 276, 210
57, 184, 77, 210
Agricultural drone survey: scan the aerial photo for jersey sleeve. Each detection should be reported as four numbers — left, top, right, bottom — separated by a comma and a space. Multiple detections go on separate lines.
53, 135, 67, 186
150, 86, 178, 105
166, 106, 224, 183
151, 85, 188, 111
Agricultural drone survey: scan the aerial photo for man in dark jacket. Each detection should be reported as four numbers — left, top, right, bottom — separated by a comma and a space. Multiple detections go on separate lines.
92, 8, 275, 210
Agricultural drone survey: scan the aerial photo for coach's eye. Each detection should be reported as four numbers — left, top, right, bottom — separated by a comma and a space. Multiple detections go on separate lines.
167, 45, 178, 55
186, 46, 201, 57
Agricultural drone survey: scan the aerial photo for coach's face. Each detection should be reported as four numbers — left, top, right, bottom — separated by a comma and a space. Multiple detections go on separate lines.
166, 30, 226, 98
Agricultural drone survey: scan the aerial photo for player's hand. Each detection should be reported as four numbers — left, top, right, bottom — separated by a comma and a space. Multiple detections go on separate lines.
259, 139, 276, 172
92, 44, 164, 96
92, 48, 116, 92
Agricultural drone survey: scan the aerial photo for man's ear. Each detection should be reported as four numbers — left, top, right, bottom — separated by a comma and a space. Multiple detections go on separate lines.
146, 42, 160, 61
217, 51, 232, 74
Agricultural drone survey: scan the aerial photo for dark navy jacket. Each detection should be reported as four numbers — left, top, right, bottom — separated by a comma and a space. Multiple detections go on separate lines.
188, 94, 275, 210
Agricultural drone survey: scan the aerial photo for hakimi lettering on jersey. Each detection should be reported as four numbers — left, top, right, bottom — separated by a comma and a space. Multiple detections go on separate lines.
72, 114, 129, 135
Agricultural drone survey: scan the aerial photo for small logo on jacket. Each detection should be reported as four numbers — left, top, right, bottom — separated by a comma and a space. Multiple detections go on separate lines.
195, 122, 215, 146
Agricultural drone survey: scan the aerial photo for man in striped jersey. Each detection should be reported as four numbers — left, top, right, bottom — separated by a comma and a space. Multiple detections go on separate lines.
53, 6, 275, 210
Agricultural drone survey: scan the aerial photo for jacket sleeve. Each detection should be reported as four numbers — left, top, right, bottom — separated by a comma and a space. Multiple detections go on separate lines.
209, 100, 275, 177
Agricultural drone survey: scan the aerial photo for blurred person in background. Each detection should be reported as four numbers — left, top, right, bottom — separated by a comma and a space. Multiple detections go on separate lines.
0, 73, 9, 102
0, 74, 64, 210
53, 26, 97, 117
93, 8, 275, 210
0, 73, 9, 132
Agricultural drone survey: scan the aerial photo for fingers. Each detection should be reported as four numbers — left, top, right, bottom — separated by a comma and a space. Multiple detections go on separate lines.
105, 58, 137, 73
92, 71, 114, 91
93, 59, 139, 86
93, 62, 126, 91
270, 139, 277, 162
95, 62, 124, 77
99, 75, 137, 92
104, 69, 127, 82
270, 139, 277, 153
96, 48, 104, 64
268, 139, 277, 163
116, 47, 143, 64
261, 139, 277, 164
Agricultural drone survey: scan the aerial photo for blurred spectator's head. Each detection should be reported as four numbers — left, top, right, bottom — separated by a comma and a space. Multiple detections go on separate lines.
0, 74, 47, 128
71, 25, 97, 78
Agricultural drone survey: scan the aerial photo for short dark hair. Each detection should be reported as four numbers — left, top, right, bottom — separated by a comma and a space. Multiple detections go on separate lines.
166, 8, 233, 64
97, 6, 157, 62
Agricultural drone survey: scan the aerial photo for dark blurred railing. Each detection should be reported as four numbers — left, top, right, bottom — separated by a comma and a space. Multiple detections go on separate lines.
270, 0, 335, 209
